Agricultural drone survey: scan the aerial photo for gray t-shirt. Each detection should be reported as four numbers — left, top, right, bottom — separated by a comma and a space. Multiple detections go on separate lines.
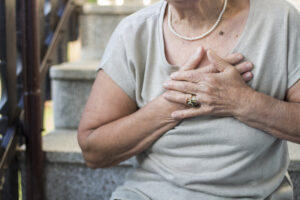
99, 0, 300, 199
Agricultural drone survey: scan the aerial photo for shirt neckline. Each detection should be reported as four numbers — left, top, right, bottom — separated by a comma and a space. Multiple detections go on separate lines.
158, 0, 257, 68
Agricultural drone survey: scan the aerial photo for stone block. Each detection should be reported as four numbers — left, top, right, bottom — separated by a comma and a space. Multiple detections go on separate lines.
79, 3, 151, 60
50, 61, 99, 129
18, 130, 136, 200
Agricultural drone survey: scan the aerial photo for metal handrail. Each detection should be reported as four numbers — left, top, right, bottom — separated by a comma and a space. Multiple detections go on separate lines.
0, 0, 18, 198
0, 0, 81, 199
40, 0, 79, 85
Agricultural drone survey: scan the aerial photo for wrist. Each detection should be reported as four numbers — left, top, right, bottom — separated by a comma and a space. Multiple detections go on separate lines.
143, 94, 182, 126
233, 87, 258, 120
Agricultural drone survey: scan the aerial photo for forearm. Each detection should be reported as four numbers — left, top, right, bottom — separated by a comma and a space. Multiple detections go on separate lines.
81, 97, 180, 168
235, 89, 300, 143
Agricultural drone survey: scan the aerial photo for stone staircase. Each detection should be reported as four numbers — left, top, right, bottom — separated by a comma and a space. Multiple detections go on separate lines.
18, 1, 300, 199
17, 129, 300, 200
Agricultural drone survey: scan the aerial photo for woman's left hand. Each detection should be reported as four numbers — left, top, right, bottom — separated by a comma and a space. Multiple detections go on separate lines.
163, 50, 255, 119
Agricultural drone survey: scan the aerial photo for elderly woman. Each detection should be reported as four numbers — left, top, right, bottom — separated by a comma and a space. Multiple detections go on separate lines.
78, 0, 300, 199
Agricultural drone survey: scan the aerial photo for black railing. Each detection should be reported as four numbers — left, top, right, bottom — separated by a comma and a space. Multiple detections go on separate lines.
0, 0, 20, 199
0, 0, 79, 199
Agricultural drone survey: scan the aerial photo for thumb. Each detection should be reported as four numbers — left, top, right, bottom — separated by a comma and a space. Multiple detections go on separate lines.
181, 46, 205, 71
207, 50, 232, 72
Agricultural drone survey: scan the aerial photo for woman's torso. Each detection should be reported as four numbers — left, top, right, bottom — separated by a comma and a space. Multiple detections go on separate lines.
104, 0, 300, 199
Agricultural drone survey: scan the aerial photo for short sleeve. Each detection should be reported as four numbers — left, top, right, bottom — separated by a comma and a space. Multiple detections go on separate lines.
287, 5, 300, 88
97, 22, 136, 101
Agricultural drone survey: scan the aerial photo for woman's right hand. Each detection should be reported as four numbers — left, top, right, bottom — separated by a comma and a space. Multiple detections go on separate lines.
157, 47, 253, 121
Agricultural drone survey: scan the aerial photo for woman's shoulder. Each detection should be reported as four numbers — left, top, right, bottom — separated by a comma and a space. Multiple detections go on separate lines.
116, 1, 164, 35
127, 1, 164, 21
251, 0, 300, 31
255, 0, 299, 16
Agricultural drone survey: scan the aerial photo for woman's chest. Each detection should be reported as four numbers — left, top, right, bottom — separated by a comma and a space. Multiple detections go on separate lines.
162, 11, 249, 67
164, 34, 237, 67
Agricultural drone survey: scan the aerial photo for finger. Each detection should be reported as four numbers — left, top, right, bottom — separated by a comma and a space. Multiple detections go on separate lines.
197, 64, 218, 73
181, 46, 205, 71
242, 72, 253, 82
207, 50, 233, 72
235, 62, 253, 74
163, 91, 190, 105
223, 53, 244, 65
171, 108, 206, 120
164, 89, 212, 104
163, 80, 199, 94
170, 70, 205, 82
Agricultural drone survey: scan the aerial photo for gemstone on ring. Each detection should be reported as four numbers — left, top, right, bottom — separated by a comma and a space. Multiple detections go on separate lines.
186, 94, 200, 107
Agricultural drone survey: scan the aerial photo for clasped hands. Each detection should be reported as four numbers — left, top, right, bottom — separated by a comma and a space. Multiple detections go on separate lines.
163, 47, 255, 120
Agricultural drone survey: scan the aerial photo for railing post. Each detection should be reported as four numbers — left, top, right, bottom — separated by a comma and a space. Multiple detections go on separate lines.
21, 0, 44, 199
0, 0, 19, 199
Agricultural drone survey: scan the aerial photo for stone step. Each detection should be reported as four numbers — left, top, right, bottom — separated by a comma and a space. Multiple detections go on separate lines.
18, 130, 136, 200
50, 60, 99, 129
18, 130, 300, 200
79, 3, 144, 60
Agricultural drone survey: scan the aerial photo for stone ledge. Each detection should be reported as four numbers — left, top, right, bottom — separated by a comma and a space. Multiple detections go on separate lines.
44, 130, 300, 171
81, 3, 146, 15
50, 60, 99, 81
18, 130, 300, 171
17, 129, 137, 167
288, 142, 300, 172
17, 130, 300, 200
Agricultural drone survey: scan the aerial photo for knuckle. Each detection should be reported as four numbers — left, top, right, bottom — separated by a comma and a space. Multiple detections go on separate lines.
205, 86, 213, 94
163, 91, 171, 98
177, 112, 185, 119
209, 64, 217, 72
206, 106, 215, 113
187, 73, 195, 80
205, 75, 213, 82
184, 95, 189, 103
227, 68, 237, 76
182, 84, 189, 91
195, 86, 202, 93
198, 83, 210, 93
207, 77, 217, 85
205, 97, 214, 106
229, 67, 237, 74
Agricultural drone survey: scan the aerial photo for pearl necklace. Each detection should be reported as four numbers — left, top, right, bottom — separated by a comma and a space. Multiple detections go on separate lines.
167, 0, 228, 41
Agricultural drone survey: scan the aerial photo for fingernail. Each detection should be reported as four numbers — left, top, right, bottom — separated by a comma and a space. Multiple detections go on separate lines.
170, 72, 178, 79
197, 47, 202, 54
246, 62, 253, 69
246, 72, 252, 78
237, 54, 244, 60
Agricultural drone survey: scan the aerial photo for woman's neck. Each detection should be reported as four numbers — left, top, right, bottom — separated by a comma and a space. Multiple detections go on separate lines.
168, 0, 225, 29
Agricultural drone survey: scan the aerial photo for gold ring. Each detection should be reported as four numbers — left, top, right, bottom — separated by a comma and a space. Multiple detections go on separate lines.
186, 94, 200, 107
